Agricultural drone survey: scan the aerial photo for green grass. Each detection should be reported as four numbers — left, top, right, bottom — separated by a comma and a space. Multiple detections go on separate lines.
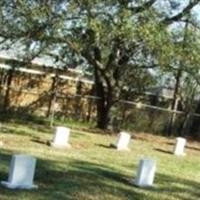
0, 120, 200, 200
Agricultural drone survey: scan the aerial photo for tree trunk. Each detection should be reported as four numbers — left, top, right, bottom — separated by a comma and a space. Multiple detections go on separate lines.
74, 80, 82, 120
190, 101, 200, 137
96, 102, 111, 129
167, 69, 182, 135
46, 73, 59, 117
148, 94, 159, 129
167, 21, 189, 136
180, 112, 191, 137
86, 86, 95, 122
3, 68, 14, 111
95, 81, 111, 129
94, 67, 112, 130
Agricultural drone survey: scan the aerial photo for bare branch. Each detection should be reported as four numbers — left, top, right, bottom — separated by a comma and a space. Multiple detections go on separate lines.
129, 0, 157, 13
163, 0, 200, 24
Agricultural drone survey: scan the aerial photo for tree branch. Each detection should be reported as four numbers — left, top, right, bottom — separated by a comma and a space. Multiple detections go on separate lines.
163, 0, 200, 25
129, 0, 157, 13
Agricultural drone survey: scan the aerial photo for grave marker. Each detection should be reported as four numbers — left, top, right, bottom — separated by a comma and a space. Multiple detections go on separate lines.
1, 154, 37, 189
51, 126, 71, 148
111, 132, 131, 150
134, 158, 156, 187
174, 137, 186, 156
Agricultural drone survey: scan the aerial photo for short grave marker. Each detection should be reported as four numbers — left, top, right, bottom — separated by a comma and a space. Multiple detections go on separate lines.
134, 158, 156, 187
51, 126, 71, 148
174, 137, 186, 156
1, 154, 37, 189
111, 131, 131, 150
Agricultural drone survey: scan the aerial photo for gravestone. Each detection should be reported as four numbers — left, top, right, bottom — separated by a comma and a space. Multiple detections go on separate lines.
111, 131, 131, 150
1, 154, 37, 189
134, 158, 156, 187
174, 137, 186, 156
51, 126, 71, 148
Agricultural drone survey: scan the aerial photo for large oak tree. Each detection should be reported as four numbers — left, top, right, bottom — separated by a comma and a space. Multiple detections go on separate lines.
0, 0, 200, 129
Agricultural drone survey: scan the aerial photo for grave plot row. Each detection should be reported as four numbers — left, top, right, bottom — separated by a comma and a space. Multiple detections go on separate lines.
0, 126, 187, 190
0, 154, 157, 189
52, 127, 187, 156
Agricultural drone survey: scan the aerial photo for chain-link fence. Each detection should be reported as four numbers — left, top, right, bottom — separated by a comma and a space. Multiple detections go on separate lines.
1, 87, 200, 138
1, 67, 200, 138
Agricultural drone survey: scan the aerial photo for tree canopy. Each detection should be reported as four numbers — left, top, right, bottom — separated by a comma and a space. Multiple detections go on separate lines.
1, 0, 200, 129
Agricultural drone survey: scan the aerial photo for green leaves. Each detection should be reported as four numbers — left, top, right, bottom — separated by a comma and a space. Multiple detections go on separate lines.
1, 1, 200, 130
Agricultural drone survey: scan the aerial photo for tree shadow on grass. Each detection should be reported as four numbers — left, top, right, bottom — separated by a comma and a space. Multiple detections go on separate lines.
152, 173, 200, 200
154, 148, 173, 155
0, 151, 145, 200
0, 112, 47, 125
34, 159, 145, 200
31, 138, 50, 146
0, 122, 51, 137
166, 142, 175, 146
186, 146, 200, 152
95, 143, 116, 149
166, 142, 200, 152
25, 160, 200, 200
1, 150, 200, 200
0, 126, 33, 137
0, 151, 11, 181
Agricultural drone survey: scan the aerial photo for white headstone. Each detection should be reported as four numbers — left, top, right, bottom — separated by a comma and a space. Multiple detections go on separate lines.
51, 126, 71, 148
174, 137, 186, 156
134, 159, 156, 187
115, 131, 131, 150
1, 154, 37, 189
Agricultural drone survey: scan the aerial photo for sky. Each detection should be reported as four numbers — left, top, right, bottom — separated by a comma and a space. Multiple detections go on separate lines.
155, 0, 200, 22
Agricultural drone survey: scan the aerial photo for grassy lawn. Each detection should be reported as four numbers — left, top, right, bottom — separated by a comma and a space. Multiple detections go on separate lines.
0, 119, 200, 200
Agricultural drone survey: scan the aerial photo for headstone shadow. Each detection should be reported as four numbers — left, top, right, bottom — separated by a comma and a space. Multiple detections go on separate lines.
154, 148, 172, 155
96, 143, 115, 149
31, 138, 50, 146
186, 146, 200, 152
1, 151, 200, 200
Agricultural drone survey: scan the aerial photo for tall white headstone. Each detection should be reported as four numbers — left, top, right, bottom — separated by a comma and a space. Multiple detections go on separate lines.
134, 158, 156, 187
1, 154, 37, 189
115, 131, 131, 150
51, 126, 71, 148
174, 137, 186, 156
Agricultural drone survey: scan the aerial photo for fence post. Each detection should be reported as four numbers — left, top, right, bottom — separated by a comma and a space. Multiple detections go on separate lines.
3, 66, 15, 111
74, 79, 82, 120
46, 71, 59, 118
167, 97, 180, 135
